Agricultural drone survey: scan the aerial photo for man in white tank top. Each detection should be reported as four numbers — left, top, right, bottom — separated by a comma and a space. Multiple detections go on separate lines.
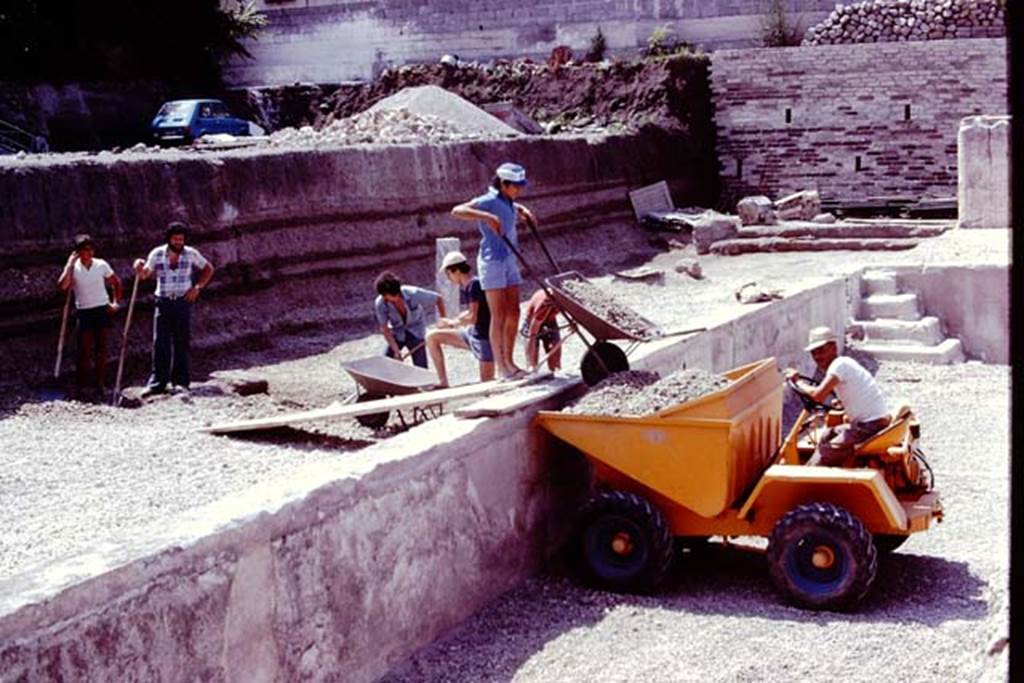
784, 326, 891, 466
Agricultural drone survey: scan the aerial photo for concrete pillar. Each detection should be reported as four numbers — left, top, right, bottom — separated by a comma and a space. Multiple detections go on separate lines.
435, 237, 461, 319
958, 115, 1011, 229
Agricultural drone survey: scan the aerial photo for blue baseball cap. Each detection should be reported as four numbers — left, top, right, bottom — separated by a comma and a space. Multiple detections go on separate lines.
495, 162, 528, 185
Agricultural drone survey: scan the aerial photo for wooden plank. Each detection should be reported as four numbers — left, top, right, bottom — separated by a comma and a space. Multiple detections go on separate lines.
454, 373, 577, 418
204, 378, 533, 434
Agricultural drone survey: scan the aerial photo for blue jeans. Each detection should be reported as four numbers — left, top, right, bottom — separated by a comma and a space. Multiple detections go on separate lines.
383, 332, 427, 368
149, 298, 192, 389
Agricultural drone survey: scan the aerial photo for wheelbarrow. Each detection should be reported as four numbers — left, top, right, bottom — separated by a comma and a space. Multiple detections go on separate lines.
340, 355, 441, 429
542, 270, 703, 385
500, 221, 702, 386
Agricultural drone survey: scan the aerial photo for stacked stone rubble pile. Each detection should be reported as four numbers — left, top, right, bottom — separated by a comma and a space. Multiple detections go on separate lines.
559, 278, 654, 338
268, 108, 482, 147
804, 0, 1005, 45
566, 368, 730, 416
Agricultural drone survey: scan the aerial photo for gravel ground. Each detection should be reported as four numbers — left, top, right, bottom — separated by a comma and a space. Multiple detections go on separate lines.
0, 229, 1006, 585
381, 361, 1011, 682
566, 368, 729, 416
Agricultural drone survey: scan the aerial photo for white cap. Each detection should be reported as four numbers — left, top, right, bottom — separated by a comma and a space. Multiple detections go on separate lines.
440, 250, 468, 271
495, 162, 527, 185
805, 326, 838, 352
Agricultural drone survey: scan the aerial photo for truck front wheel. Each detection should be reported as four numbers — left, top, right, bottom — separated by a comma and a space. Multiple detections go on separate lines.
767, 502, 878, 611
574, 490, 673, 593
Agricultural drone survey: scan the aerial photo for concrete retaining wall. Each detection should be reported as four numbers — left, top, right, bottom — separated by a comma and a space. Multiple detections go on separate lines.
711, 38, 1008, 204
224, 0, 835, 86
958, 115, 1011, 229
0, 275, 847, 682
0, 127, 709, 387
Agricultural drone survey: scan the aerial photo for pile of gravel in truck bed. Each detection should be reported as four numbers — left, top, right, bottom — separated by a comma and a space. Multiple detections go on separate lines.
566, 367, 729, 416
558, 278, 654, 338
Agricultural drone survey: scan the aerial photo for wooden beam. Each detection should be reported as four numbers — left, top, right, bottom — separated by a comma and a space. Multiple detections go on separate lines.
204, 377, 535, 435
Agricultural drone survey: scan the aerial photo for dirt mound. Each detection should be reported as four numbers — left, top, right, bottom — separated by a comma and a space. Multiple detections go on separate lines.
230, 54, 712, 140
366, 85, 519, 137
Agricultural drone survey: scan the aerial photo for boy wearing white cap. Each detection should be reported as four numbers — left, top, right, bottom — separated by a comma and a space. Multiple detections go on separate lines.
426, 251, 495, 387
451, 162, 536, 380
784, 326, 891, 466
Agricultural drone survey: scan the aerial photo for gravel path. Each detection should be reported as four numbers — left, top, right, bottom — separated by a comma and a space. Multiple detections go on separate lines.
381, 361, 1011, 682
0, 229, 1006, 584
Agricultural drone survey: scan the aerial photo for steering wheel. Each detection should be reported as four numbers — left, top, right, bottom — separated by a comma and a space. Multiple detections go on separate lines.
786, 373, 838, 412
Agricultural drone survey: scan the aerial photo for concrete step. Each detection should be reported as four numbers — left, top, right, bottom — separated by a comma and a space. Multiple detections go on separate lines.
709, 236, 921, 256
851, 316, 944, 344
851, 337, 965, 364
861, 271, 898, 296
860, 293, 921, 321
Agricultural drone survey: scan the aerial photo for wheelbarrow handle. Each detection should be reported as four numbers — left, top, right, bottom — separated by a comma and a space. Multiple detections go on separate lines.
400, 340, 427, 362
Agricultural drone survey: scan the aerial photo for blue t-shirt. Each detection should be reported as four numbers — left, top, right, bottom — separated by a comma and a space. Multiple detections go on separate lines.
374, 285, 440, 342
459, 277, 491, 340
470, 187, 517, 262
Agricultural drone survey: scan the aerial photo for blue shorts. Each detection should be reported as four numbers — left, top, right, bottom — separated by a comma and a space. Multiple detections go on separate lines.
459, 328, 494, 362
478, 254, 522, 291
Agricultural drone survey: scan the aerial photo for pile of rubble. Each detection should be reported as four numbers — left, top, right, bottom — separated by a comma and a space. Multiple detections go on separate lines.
559, 278, 654, 338
803, 0, 1005, 45
268, 108, 490, 147
566, 368, 730, 416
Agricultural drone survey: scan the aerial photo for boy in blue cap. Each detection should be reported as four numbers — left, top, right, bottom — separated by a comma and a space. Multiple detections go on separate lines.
451, 162, 536, 380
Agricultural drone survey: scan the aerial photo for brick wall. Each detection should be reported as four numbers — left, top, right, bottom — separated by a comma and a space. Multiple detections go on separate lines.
224, 0, 835, 85
711, 38, 1008, 204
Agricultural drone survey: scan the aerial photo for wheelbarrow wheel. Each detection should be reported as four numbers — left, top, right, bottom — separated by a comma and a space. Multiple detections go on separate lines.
574, 490, 673, 593
580, 342, 629, 386
767, 502, 877, 611
355, 392, 390, 429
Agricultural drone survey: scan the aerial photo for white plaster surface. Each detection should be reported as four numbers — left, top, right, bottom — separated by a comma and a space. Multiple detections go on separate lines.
958, 115, 1011, 229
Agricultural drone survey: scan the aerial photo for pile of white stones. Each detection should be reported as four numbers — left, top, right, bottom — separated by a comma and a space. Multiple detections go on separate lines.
803, 0, 1005, 45
268, 108, 483, 147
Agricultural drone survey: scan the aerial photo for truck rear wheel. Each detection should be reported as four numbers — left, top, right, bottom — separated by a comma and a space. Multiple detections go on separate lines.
767, 502, 877, 611
574, 490, 673, 593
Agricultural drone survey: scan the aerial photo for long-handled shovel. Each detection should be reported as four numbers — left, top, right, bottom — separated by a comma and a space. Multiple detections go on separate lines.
53, 288, 72, 379
111, 275, 141, 406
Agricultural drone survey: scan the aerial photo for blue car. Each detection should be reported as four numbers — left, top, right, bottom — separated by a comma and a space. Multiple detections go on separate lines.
150, 99, 251, 144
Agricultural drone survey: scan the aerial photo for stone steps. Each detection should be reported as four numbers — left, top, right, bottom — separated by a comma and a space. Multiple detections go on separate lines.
851, 270, 964, 365
850, 337, 966, 364
850, 316, 944, 344
860, 293, 922, 321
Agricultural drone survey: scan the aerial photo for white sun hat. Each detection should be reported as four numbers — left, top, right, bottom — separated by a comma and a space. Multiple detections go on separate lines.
805, 326, 838, 351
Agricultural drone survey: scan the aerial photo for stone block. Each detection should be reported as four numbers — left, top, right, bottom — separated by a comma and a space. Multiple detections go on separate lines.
774, 189, 822, 221
691, 211, 740, 254
736, 196, 777, 226
957, 114, 1011, 228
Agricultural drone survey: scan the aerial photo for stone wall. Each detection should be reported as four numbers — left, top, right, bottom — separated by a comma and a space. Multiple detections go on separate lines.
223, 0, 835, 85
804, 0, 1005, 46
711, 38, 1008, 204
0, 127, 710, 387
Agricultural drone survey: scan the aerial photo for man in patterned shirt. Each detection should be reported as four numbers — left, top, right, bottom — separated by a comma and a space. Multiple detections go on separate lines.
133, 222, 215, 397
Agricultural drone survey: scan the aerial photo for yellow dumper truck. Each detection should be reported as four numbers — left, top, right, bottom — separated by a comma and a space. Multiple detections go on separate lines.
536, 357, 942, 611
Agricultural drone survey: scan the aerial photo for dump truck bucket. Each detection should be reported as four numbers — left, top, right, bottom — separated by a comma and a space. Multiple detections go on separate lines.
536, 358, 783, 518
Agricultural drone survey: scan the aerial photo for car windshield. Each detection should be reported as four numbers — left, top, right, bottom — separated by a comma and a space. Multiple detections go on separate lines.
157, 102, 193, 118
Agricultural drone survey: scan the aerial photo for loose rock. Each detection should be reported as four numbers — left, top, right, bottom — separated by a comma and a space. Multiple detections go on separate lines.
566, 367, 729, 416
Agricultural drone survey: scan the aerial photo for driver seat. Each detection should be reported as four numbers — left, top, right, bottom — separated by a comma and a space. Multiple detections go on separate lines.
853, 404, 912, 457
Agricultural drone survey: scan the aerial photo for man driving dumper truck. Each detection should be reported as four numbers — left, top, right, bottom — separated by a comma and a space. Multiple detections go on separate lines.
537, 326, 942, 612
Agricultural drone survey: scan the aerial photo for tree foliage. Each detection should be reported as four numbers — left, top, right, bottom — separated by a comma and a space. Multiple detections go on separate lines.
0, 0, 267, 84
760, 0, 804, 47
